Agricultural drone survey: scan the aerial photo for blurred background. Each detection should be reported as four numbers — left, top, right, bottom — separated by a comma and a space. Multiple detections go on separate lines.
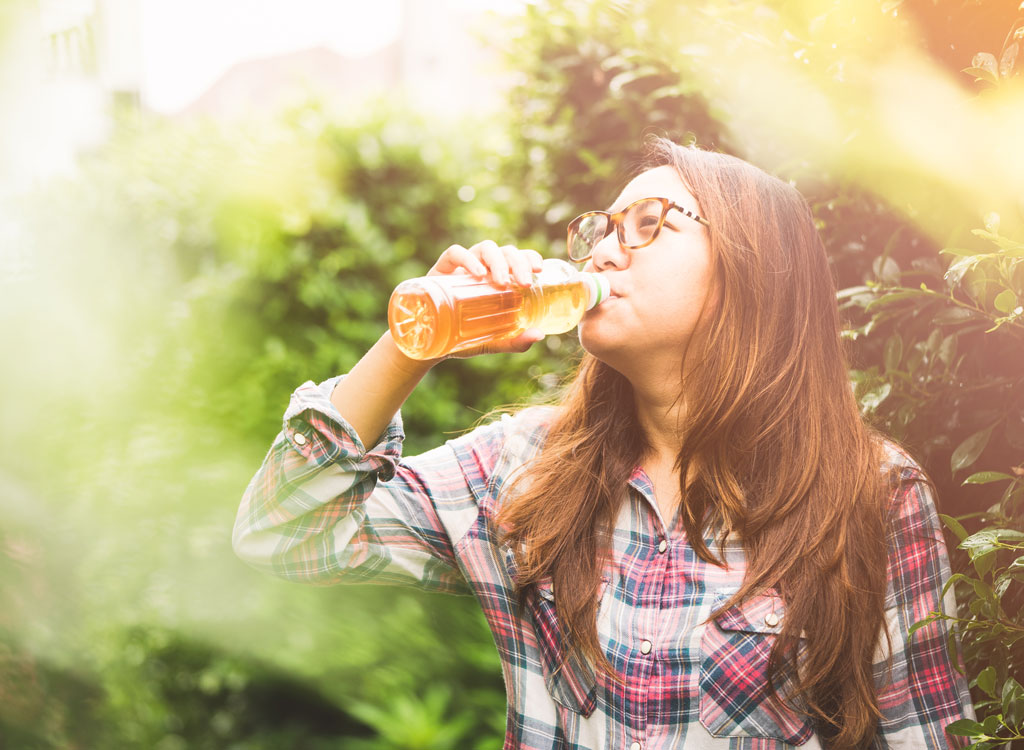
1, 0, 1022, 747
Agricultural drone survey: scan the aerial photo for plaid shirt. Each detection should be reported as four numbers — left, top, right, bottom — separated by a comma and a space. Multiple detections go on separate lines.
234, 376, 974, 750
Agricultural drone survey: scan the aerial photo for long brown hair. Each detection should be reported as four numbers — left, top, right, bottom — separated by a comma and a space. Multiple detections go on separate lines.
496, 140, 892, 748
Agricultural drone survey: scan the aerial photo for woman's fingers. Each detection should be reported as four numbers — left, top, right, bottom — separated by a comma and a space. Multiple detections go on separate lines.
429, 244, 487, 277
525, 249, 544, 273
476, 240, 512, 287
428, 241, 542, 288
501, 244, 534, 286
446, 328, 545, 360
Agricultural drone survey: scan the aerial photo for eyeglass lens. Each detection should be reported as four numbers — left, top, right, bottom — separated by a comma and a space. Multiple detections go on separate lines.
569, 198, 665, 260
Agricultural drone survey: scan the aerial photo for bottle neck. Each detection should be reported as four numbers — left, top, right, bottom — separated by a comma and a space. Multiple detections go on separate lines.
576, 272, 610, 310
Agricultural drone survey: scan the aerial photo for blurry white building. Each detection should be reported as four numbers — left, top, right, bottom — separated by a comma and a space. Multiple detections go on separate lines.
1, 0, 143, 189
0, 0, 516, 190
176, 0, 509, 121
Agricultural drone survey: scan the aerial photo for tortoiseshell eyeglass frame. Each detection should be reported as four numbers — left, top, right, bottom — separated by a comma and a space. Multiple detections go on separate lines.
566, 196, 711, 263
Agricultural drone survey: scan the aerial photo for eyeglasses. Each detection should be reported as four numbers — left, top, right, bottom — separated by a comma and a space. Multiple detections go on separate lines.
566, 196, 710, 262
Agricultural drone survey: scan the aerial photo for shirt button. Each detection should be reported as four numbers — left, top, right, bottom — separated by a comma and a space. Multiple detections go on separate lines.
630, 742, 642, 750
293, 432, 307, 446
658, 539, 668, 553
639, 640, 652, 655
764, 612, 780, 628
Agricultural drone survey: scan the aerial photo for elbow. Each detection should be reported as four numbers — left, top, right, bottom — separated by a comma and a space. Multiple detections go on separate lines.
231, 521, 278, 571
231, 497, 278, 571
231, 520, 259, 568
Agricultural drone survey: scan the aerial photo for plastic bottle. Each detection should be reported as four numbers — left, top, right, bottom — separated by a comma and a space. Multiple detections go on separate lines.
387, 258, 611, 360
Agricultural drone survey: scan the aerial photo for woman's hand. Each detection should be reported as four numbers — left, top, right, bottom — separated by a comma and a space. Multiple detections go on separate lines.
426, 240, 546, 359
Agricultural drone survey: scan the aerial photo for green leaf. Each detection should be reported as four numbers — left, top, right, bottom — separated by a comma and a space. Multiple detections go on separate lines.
607, 65, 665, 94
970, 229, 1024, 252
981, 714, 1001, 735
947, 628, 961, 671
940, 514, 969, 541
962, 66, 999, 84
1001, 483, 1024, 516
907, 613, 938, 639
1000, 41, 1018, 77
971, 578, 994, 601
938, 334, 957, 366
933, 307, 977, 325
962, 529, 1024, 569
951, 426, 995, 474
1002, 677, 1023, 725
865, 290, 930, 311
945, 718, 984, 736
941, 572, 969, 598
850, 292, 878, 308
940, 247, 984, 258
994, 289, 1018, 314
961, 530, 999, 555
872, 256, 901, 285
973, 550, 996, 578
976, 666, 997, 697
994, 573, 1012, 597
859, 383, 892, 412
836, 285, 874, 299
884, 334, 903, 372
945, 256, 978, 286
942, 573, 966, 598
970, 51, 999, 77
963, 472, 1013, 485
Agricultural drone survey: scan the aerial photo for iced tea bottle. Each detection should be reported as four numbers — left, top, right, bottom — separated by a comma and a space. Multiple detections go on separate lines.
388, 258, 610, 360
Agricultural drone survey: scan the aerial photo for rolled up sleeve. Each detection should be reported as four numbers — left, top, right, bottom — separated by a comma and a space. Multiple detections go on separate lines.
232, 376, 488, 595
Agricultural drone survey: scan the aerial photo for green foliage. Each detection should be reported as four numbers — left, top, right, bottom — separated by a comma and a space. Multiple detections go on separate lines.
842, 224, 1024, 487
912, 506, 1024, 748
500, 0, 730, 250
844, 224, 1024, 746
1, 101, 526, 747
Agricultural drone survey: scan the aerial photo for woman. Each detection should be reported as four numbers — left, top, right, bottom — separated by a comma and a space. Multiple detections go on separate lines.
233, 140, 973, 749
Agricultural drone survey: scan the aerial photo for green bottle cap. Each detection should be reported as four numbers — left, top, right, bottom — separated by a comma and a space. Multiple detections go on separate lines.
578, 272, 611, 310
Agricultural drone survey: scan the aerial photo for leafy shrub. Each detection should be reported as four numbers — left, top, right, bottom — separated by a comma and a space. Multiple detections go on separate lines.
844, 223, 1024, 748
4, 102, 529, 748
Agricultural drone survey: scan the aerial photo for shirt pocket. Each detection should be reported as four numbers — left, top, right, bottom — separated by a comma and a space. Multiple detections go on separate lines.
500, 540, 611, 717
698, 589, 814, 745
529, 575, 611, 717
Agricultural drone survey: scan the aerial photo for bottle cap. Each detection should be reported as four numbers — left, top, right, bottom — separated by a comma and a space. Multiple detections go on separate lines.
388, 278, 454, 360
578, 272, 611, 310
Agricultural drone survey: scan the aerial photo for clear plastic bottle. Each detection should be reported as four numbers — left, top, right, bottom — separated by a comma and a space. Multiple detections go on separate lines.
388, 258, 610, 360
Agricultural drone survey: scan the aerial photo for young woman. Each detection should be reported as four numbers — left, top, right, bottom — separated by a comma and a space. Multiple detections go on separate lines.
233, 140, 973, 749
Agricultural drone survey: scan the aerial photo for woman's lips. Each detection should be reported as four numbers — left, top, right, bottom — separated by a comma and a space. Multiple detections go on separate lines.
592, 294, 620, 310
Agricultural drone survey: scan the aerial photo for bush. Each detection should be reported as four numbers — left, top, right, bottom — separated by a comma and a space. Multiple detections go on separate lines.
844, 223, 1024, 748
2, 101, 536, 748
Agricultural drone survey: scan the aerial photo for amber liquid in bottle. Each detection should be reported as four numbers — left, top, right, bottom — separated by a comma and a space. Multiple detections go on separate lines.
388, 260, 607, 360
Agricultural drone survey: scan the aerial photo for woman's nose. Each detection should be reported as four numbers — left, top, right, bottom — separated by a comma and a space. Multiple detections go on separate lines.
587, 231, 629, 271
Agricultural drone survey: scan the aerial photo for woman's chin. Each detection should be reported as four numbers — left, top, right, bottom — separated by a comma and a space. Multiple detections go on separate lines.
578, 326, 625, 365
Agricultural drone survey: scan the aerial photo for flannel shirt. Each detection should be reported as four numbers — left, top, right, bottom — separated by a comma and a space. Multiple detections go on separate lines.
233, 375, 974, 749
